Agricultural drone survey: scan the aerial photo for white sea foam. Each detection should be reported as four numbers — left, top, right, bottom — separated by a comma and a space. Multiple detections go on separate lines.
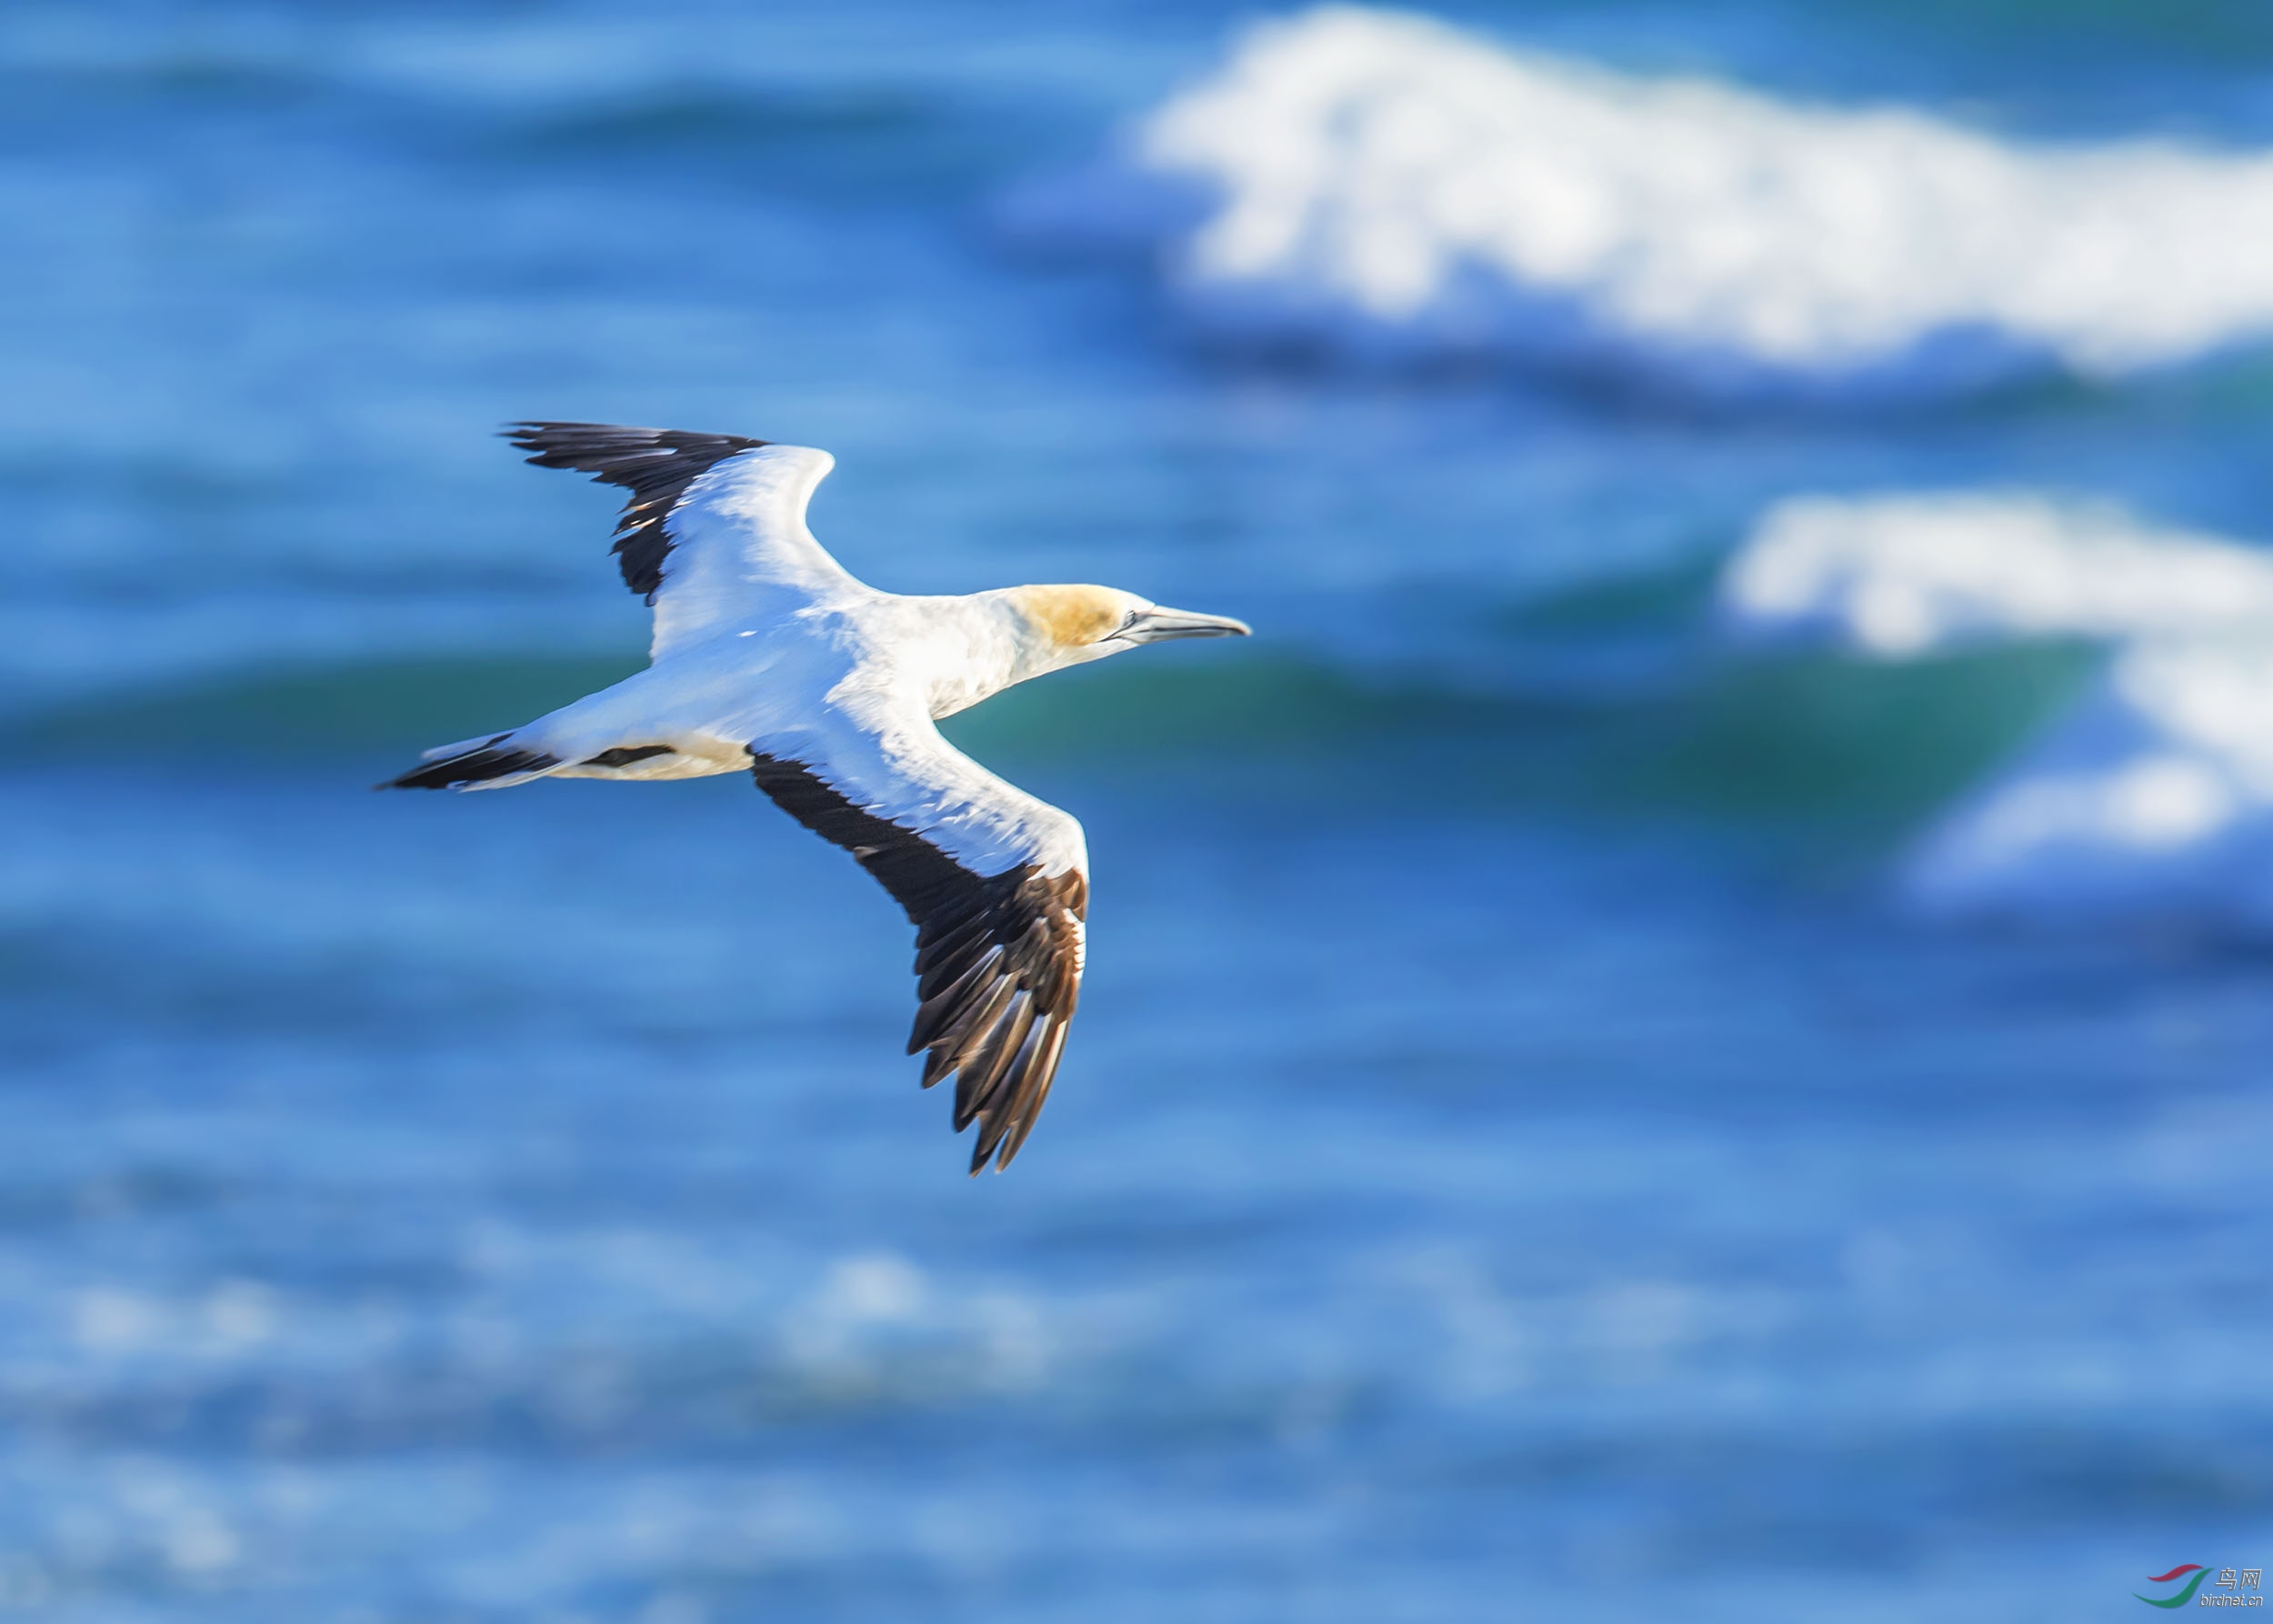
1722, 493, 2273, 656
1903, 640, 2273, 925
1110, 6, 2273, 382
1721, 491, 2273, 927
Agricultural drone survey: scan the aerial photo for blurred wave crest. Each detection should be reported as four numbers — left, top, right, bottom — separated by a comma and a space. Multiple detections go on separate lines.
1043, 5, 2273, 388
1722, 490, 2273, 927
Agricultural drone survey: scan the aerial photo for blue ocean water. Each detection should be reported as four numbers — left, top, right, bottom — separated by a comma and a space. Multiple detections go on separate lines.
4, 3, 2271, 1619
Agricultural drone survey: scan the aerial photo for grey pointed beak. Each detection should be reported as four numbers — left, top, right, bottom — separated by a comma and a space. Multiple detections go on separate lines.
1120, 606, 1253, 643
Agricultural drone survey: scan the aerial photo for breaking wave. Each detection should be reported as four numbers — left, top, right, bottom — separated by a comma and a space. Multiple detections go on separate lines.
1049, 5, 2273, 387
1722, 491, 2273, 928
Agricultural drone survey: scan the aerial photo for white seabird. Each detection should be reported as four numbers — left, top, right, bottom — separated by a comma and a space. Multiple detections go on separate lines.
383, 422, 1251, 1173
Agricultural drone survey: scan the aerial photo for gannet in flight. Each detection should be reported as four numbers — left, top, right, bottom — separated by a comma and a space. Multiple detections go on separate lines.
382, 423, 1250, 1173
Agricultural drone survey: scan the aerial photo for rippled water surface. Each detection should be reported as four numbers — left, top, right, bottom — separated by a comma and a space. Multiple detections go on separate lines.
5, 3, 2271, 1619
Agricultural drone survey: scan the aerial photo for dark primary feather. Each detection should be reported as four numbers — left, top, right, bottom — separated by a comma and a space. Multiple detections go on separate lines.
750, 750, 1087, 1174
505, 421, 769, 601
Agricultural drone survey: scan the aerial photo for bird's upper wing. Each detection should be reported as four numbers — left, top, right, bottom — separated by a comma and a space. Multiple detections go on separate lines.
506, 421, 857, 655
747, 695, 1088, 1174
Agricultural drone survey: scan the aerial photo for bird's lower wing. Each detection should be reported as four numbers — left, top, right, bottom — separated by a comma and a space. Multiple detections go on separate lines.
746, 706, 1088, 1173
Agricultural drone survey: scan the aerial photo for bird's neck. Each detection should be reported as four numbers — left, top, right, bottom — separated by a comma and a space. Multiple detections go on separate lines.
914, 590, 1084, 719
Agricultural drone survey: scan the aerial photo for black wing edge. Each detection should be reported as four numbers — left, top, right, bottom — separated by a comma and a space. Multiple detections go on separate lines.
506, 421, 769, 602
751, 750, 1086, 1175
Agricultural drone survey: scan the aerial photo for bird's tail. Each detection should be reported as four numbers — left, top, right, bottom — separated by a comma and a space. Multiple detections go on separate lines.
377, 731, 561, 791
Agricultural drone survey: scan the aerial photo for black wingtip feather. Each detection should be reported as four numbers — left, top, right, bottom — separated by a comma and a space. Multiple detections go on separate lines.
505, 421, 768, 601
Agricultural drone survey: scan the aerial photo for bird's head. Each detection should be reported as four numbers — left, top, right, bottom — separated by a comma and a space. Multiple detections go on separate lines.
1006, 585, 1251, 674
